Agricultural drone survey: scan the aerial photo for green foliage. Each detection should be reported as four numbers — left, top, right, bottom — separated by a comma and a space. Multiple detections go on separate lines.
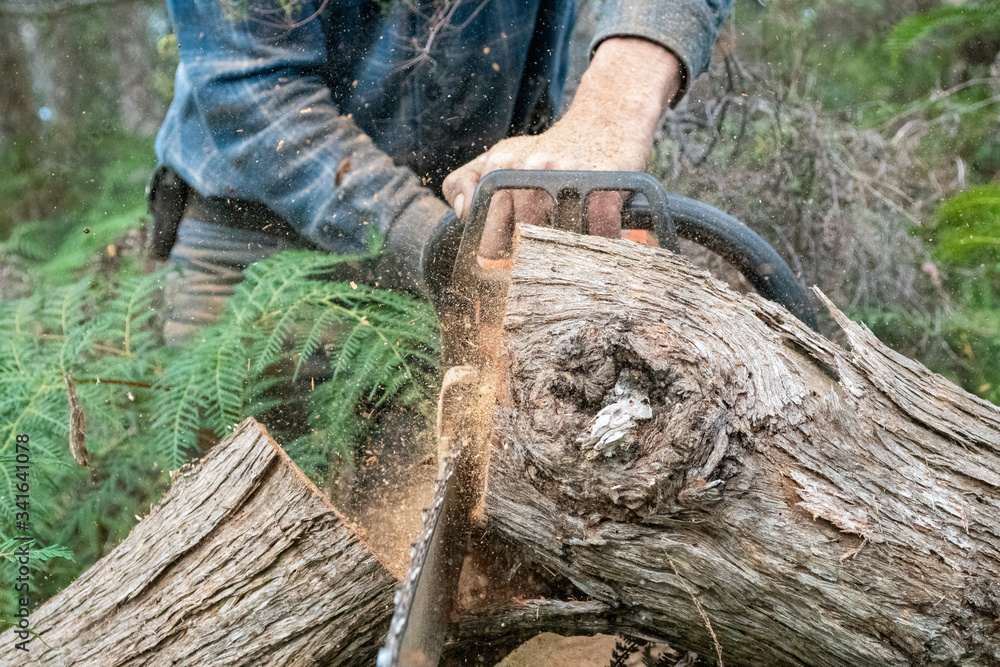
2, 0, 996, 640
671, 1, 1000, 407
0, 246, 440, 625
861, 302, 1000, 405
0, 269, 172, 627
0, 538, 74, 632
737, 0, 1000, 181
861, 185, 1000, 405
928, 185, 1000, 404
933, 185, 1000, 269
151, 249, 439, 473
0, 539, 73, 565
882, 1, 1000, 177
0, 133, 154, 277
0, 97, 437, 622
888, 1, 1000, 66
850, 5, 1000, 406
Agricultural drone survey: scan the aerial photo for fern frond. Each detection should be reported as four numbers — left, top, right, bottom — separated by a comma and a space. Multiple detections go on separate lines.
206, 333, 251, 434
889, 2, 1000, 65
934, 184, 1000, 268
0, 538, 73, 564
607, 635, 645, 667
0, 243, 442, 620
0, 220, 50, 263
39, 206, 146, 282
252, 296, 307, 376
283, 431, 335, 482
93, 271, 166, 358
292, 309, 338, 382
150, 370, 205, 468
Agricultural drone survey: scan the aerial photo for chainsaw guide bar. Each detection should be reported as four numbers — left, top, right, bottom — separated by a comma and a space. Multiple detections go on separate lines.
378, 365, 482, 667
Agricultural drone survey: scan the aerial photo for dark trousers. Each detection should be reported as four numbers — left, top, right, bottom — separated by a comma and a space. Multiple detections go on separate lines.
164, 218, 309, 346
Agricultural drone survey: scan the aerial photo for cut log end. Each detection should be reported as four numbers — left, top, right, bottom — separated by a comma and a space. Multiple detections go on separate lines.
0, 419, 397, 667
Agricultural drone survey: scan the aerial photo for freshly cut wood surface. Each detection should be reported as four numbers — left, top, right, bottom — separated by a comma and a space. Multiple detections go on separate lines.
1, 419, 395, 666
478, 224, 1000, 667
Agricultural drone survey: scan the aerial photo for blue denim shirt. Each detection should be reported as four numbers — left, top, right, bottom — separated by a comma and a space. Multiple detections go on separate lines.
155, 0, 732, 257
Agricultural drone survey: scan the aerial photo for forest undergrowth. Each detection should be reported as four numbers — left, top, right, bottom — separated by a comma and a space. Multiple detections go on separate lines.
657, 0, 1000, 403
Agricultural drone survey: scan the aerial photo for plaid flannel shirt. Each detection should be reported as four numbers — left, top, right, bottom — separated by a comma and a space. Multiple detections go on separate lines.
155, 0, 732, 257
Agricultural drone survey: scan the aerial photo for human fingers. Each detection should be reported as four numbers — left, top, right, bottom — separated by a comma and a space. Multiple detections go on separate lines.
511, 189, 552, 230
478, 190, 515, 265
442, 152, 488, 220
586, 191, 625, 238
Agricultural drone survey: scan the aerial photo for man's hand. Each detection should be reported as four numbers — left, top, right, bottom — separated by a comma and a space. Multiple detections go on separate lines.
442, 37, 683, 262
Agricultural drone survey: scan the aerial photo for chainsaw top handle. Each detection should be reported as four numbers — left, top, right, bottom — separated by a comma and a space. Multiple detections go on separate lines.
449, 169, 819, 332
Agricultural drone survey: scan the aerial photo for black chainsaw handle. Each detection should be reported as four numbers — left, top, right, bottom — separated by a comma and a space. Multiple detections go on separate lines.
465, 169, 680, 250
450, 170, 680, 294
454, 169, 818, 332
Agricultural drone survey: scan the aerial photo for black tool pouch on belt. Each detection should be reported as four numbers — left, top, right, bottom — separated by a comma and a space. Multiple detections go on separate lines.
145, 166, 190, 261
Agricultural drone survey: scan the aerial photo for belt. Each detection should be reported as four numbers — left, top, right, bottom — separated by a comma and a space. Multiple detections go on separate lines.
184, 191, 299, 239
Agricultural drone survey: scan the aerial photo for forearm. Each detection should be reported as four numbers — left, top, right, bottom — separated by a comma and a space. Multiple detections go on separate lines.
592, 0, 734, 105
161, 0, 446, 259
440, 0, 734, 255
565, 37, 682, 158
440, 39, 684, 226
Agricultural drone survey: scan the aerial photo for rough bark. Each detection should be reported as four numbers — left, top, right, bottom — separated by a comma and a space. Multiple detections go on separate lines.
0, 419, 396, 667
478, 224, 1000, 666
5, 225, 1000, 666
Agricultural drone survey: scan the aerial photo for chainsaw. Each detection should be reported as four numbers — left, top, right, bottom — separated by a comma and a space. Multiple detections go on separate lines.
377, 170, 817, 667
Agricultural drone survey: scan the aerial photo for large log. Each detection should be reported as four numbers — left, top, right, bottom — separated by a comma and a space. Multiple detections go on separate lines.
7, 224, 1000, 666
476, 225, 1000, 666
1, 419, 397, 666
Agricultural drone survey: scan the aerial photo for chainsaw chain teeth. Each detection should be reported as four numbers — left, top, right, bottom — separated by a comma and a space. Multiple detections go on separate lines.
377, 452, 459, 667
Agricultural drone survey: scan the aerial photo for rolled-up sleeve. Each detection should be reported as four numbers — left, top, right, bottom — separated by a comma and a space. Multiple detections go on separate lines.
163, 0, 447, 258
591, 0, 734, 104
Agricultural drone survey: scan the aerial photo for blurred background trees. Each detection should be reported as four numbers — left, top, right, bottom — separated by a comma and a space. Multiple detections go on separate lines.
650, 0, 1000, 403
0, 0, 172, 249
0, 0, 998, 632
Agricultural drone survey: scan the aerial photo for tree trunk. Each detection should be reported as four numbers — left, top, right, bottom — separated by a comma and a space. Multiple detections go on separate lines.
0, 13, 46, 229
0, 14, 40, 147
476, 224, 1000, 666
0, 419, 397, 666
106, 0, 163, 136
46, 13, 81, 131
5, 225, 1000, 666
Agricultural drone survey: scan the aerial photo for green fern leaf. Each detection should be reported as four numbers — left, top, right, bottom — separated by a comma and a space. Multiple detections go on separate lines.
889, 2, 1000, 65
